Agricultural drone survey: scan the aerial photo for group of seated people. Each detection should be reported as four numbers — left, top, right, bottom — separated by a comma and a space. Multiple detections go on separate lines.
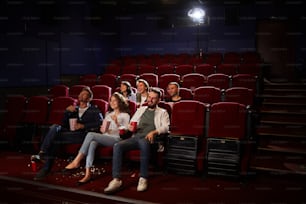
31, 78, 183, 194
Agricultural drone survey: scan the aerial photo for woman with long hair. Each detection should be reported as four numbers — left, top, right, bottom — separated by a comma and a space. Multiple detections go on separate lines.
63, 92, 130, 185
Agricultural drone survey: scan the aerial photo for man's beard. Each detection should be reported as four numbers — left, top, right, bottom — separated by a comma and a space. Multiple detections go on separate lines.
147, 103, 157, 109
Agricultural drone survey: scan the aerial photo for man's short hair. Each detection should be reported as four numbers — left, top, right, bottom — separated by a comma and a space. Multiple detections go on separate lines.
82, 87, 93, 100
149, 87, 161, 98
167, 81, 180, 88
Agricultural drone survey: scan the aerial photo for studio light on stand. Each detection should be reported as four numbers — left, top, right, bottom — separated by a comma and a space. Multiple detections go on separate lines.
188, 7, 205, 58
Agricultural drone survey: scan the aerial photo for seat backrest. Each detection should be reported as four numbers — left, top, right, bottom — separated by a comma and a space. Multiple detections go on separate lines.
119, 74, 137, 87
47, 96, 76, 125
225, 87, 254, 106
23, 96, 49, 124
156, 64, 175, 76
205, 53, 222, 66
139, 73, 158, 87
104, 64, 121, 75
216, 64, 237, 75
223, 52, 241, 64
207, 73, 230, 89
3, 95, 27, 124
79, 74, 97, 87
91, 85, 112, 101
232, 74, 257, 91
241, 51, 261, 64
158, 74, 180, 92
69, 85, 88, 99
138, 64, 156, 75
121, 64, 138, 75
195, 64, 215, 75
208, 102, 247, 139
171, 100, 207, 137
91, 99, 108, 117
49, 84, 69, 99
175, 64, 194, 76
193, 86, 222, 104
97, 74, 117, 91
158, 101, 172, 118
179, 88, 193, 100
181, 73, 206, 90
128, 100, 137, 116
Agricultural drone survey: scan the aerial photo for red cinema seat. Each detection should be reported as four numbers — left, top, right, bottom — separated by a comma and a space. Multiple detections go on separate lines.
225, 87, 254, 106
216, 64, 237, 75
181, 73, 206, 90
238, 64, 261, 76
121, 64, 138, 75
104, 64, 121, 75
205, 53, 222, 66
139, 73, 158, 87
48, 85, 69, 99
179, 88, 193, 100
91, 85, 112, 102
119, 74, 137, 87
195, 64, 215, 76
47, 96, 76, 125
156, 64, 175, 76
138, 64, 156, 75
91, 99, 108, 117
207, 74, 230, 89
232, 74, 257, 91
79, 74, 97, 87
193, 86, 222, 104
175, 64, 194, 76
97, 74, 117, 91
223, 52, 241, 64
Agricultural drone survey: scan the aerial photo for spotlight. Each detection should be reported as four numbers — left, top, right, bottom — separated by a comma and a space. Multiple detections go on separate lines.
188, 7, 205, 24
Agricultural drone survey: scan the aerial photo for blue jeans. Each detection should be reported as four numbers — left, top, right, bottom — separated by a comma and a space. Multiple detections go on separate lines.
112, 136, 150, 179
79, 132, 120, 168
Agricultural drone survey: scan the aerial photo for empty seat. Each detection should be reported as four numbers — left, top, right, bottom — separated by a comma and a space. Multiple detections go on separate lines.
156, 64, 175, 76
69, 85, 88, 99
181, 73, 206, 90
179, 88, 193, 100
175, 64, 194, 76
138, 64, 156, 75
79, 74, 97, 87
23, 96, 49, 124
205, 53, 222, 66
0, 95, 26, 146
223, 52, 241, 64
104, 64, 121, 75
158, 101, 172, 118
91, 85, 112, 101
189, 56, 204, 65
193, 86, 222, 104
225, 87, 254, 106
48, 85, 69, 99
123, 56, 137, 66
208, 102, 247, 139
195, 64, 215, 75
121, 64, 138, 75
216, 64, 237, 75
207, 74, 230, 89
158, 74, 180, 92
232, 74, 257, 91
167, 101, 208, 174
139, 73, 158, 87
97, 74, 117, 91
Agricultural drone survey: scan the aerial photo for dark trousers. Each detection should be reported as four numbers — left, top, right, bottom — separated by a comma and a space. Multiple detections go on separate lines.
41, 124, 86, 171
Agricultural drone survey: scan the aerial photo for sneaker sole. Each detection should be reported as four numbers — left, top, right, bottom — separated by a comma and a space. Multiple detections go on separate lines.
104, 185, 123, 195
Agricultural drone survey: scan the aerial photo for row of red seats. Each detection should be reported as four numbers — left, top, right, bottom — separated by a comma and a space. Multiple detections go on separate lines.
51, 84, 255, 107
78, 73, 258, 94
0, 94, 252, 175
112, 52, 261, 66
103, 63, 262, 76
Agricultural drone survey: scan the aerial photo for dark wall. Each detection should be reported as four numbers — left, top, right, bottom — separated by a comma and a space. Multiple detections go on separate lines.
0, 1, 119, 88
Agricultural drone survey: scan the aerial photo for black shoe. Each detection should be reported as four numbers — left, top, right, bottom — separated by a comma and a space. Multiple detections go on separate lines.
61, 167, 79, 174
76, 178, 93, 186
33, 169, 49, 181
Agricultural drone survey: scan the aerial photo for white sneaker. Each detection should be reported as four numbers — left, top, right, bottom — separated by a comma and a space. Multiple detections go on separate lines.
104, 179, 122, 194
137, 177, 148, 192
